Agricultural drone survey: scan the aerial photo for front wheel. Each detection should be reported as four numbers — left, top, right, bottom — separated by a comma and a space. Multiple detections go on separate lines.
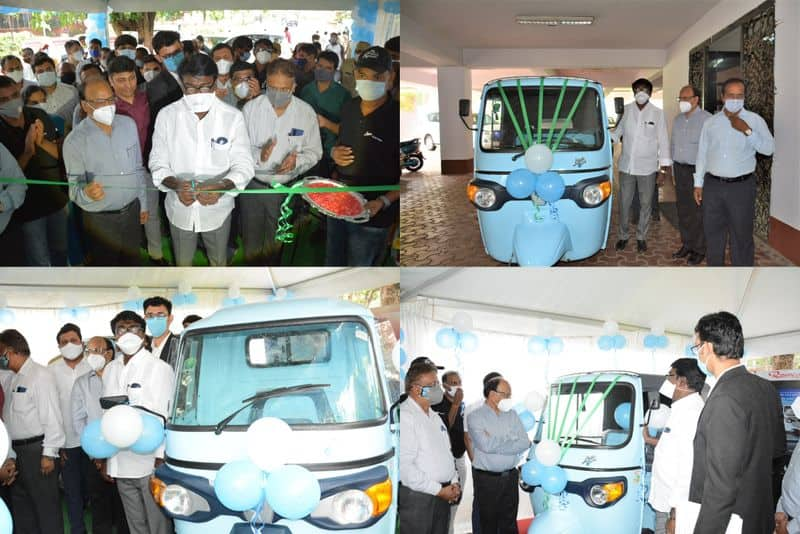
405, 155, 424, 172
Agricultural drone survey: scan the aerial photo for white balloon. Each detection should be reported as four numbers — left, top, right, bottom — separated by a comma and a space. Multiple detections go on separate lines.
101, 405, 144, 448
126, 286, 141, 300
525, 391, 546, 414
246, 417, 293, 472
0, 421, 8, 463
524, 143, 554, 174
535, 438, 562, 467
539, 318, 555, 337
650, 322, 665, 336
228, 283, 241, 299
602, 320, 619, 335
646, 405, 671, 429
451, 311, 473, 333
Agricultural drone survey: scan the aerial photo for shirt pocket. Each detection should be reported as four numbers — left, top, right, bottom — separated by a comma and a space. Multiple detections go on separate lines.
209, 138, 232, 168
642, 122, 657, 139
11, 389, 36, 417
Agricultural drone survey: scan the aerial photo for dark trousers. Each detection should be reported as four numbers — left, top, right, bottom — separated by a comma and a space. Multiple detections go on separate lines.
62, 447, 89, 534
81, 199, 141, 266
240, 180, 286, 265
398, 484, 450, 534
674, 162, 705, 254
473, 468, 519, 534
87, 460, 129, 534
11, 441, 64, 534
325, 217, 390, 266
702, 173, 756, 266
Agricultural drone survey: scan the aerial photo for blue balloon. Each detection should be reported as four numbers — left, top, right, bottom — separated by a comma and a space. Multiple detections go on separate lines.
684, 343, 695, 357
540, 465, 568, 494
521, 458, 544, 486
614, 402, 631, 429
657, 335, 669, 349
399, 348, 407, 366
214, 460, 266, 512
547, 337, 564, 354
80, 419, 119, 459
264, 465, 321, 520
513, 403, 527, 414
506, 168, 538, 199
130, 412, 165, 455
399, 329, 405, 344
528, 336, 548, 355
643, 334, 656, 349
459, 331, 479, 352
0, 499, 10, 534
519, 410, 536, 431
598, 335, 613, 351
535, 171, 565, 203
613, 334, 626, 349
436, 328, 458, 349
528, 510, 582, 534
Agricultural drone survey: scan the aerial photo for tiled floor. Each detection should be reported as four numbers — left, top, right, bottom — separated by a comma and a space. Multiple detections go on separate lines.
400, 154, 793, 267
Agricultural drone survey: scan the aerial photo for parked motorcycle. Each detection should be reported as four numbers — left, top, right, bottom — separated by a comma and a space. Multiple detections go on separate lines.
401, 138, 424, 172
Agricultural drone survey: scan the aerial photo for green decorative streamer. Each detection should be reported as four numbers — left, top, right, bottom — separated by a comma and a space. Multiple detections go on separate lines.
551, 79, 590, 151
495, 82, 529, 151
559, 374, 624, 460
537, 77, 545, 145
555, 373, 600, 448
517, 79, 532, 147
555, 376, 579, 444
546, 79, 569, 149
274, 181, 305, 244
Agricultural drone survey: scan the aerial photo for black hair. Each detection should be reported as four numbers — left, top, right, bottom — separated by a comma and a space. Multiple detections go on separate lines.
384, 36, 399, 53
182, 314, 202, 325
404, 361, 437, 393
56, 323, 82, 343
211, 43, 233, 58
141, 54, 159, 66
1, 55, 21, 70
254, 38, 273, 50
143, 296, 173, 315
0, 76, 16, 90
153, 30, 181, 54
0, 329, 30, 356
313, 42, 322, 55
318, 50, 339, 70
232, 35, 253, 52
266, 58, 296, 79
483, 371, 502, 385
694, 311, 744, 360
297, 43, 317, 58
182, 40, 195, 55
33, 54, 55, 70
107, 55, 136, 76
22, 85, 46, 104
21, 47, 33, 54
102, 337, 115, 353
110, 310, 146, 334
64, 40, 81, 52
90, 38, 102, 47
670, 358, 706, 392
230, 60, 256, 79
632, 78, 653, 94
483, 376, 503, 398
178, 52, 217, 80
114, 34, 137, 50
196, 35, 205, 43
722, 77, 746, 95
441, 370, 460, 384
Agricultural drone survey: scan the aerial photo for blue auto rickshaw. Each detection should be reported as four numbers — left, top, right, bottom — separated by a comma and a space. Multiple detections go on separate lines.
461, 77, 614, 265
522, 371, 665, 533
150, 299, 398, 534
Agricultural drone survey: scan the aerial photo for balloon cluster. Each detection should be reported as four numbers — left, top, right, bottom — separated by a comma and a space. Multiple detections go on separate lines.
267, 288, 294, 301
435, 311, 479, 353
222, 284, 246, 308
59, 306, 89, 321
643, 334, 669, 350
0, 296, 14, 325
505, 145, 565, 204
81, 405, 165, 459
513, 391, 545, 432
213, 418, 321, 520
527, 336, 563, 355
613, 402, 631, 429
521, 439, 568, 495
597, 320, 626, 351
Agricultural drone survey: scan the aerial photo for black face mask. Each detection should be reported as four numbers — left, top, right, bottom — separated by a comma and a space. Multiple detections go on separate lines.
61, 73, 77, 85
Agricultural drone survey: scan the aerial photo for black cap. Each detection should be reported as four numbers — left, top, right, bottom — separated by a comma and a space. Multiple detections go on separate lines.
356, 46, 392, 75
409, 356, 444, 370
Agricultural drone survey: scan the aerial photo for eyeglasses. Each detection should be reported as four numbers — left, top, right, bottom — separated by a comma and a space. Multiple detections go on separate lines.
184, 84, 214, 94
267, 86, 292, 94
86, 97, 115, 106
676, 96, 697, 102
415, 381, 440, 389
114, 325, 144, 336
690, 343, 702, 356
495, 389, 512, 398
84, 349, 108, 356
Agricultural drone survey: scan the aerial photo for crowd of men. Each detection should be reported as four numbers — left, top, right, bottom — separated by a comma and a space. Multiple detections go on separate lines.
0, 30, 400, 267
400, 312, 794, 534
0, 296, 200, 533
612, 77, 774, 266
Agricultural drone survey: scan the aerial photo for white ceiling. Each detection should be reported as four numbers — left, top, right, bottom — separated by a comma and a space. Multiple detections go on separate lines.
402, 0, 723, 50
2, 0, 351, 11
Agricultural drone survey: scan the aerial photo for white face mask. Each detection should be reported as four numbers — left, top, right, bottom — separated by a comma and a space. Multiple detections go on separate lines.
143, 70, 158, 83
86, 353, 107, 371
635, 91, 650, 105
679, 101, 693, 114
91, 104, 115, 126
185, 92, 215, 114
116, 332, 143, 355
658, 378, 676, 399
724, 99, 744, 114
497, 398, 514, 412
256, 51, 271, 65
72, 51, 84, 63
445, 385, 461, 397
234, 82, 250, 99
36, 70, 57, 87
5, 70, 23, 83
59, 342, 83, 361
215, 59, 232, 75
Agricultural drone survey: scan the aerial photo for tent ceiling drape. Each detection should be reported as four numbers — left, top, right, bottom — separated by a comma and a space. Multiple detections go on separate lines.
0, 0, 353, 12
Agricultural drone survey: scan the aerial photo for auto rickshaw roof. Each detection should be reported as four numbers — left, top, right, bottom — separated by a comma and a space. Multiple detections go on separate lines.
484, 76, 603, 89
553, 371, 665, 392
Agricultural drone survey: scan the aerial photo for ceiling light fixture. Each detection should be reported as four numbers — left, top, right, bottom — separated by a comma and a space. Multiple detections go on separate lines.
516, 16, 595, 26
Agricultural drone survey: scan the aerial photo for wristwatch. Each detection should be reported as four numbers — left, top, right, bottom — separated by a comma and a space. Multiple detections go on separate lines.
379, 195, 392, 208
744, 128, 752, 136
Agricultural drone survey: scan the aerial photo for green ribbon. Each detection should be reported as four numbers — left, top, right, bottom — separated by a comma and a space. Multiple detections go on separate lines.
517, 79, 532, 147
559, 374, 624, 460
495, 82, 529, 151
537, 77, 545, 145
546, 79, 569, 149
274, 181, 306, 244
551, 79, 589, 152
554, 376, 579, 444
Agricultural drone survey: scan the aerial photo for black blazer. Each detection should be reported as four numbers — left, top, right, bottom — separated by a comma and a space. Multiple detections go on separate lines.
144, 70, 183, 167
689, 365, 785, 533
157, 333, 179, 369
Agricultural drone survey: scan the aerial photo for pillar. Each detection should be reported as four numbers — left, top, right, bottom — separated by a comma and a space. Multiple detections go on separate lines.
436, 66, 474, 174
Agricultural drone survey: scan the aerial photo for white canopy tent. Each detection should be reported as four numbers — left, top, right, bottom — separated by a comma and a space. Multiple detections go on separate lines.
1, 0, 352, 12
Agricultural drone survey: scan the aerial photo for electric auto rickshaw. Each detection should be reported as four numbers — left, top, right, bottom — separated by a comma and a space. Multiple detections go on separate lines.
462, 77, 614, 266
150, 299, 398, 533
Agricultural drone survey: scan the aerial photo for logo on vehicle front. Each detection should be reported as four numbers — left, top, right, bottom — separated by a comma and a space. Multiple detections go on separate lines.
573, 157, 587, 168
582, 455, 596, 466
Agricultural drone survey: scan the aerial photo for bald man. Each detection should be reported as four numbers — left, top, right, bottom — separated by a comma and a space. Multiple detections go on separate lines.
63, 78, 148, 266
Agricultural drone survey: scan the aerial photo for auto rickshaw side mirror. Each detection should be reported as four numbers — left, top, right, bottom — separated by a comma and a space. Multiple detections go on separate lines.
458, 99, 471, 117
614, 97, 625, 116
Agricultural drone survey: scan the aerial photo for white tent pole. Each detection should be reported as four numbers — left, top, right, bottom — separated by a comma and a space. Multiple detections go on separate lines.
399, 268, 460, 301
735, 268, 756, 317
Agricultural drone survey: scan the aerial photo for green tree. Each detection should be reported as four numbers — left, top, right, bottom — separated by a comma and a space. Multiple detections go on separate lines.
109, 12, 157, 49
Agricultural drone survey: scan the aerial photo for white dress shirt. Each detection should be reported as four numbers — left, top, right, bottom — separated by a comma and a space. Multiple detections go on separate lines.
102, 348, 175, 479
41, 82, 79, 130
611, 101, 672, 175
400, 398, 457, 496
149, 96, 255, 232
649, 392, 705, 512
242, 95, 322, 185
2, 358, 65, 457
49, 357, 92, 448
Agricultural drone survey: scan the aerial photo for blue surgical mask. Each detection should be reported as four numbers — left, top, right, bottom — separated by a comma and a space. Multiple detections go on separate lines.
146, 316, 168, 338
164, 52, 184, 73
355, 79, 387, 101
0, 353, 8, 369
119, 49, 136, 61
294, 58, 307, 70
90, 48, 101, 59
240, 52, 251, 62
724, 99, 744, 114
696, 354, 710, 377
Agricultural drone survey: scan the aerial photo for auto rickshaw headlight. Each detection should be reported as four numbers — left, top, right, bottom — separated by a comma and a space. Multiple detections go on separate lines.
581, 180, 611, 207
161, 484, 193, 516
467, 183, 497, 209
589, 481, 625, 506
330, 489, 374, 524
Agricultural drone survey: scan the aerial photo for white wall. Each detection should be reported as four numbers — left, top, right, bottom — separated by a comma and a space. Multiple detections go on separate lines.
662, 0, 800, 231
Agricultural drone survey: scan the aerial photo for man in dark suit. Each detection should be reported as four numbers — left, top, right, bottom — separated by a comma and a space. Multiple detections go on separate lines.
146, 31, 184, 127
689, 311, 785, 534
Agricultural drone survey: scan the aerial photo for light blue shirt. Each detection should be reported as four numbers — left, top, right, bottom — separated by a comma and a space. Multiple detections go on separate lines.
467, 403, 530, 472
778, 445, 800, 534
69, 371, 104, 439
0, 143, 26, 234
671, 108, 711, 165
693, 108, 774, 187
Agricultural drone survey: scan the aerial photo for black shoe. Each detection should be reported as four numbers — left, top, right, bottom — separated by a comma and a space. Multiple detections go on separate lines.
637, 240, 647, 252
672, 246, 691, 259
687, 252, 705, 266
615, 239, 628, 251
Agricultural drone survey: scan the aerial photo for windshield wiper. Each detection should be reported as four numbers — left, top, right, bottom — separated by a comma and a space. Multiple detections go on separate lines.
213, 383, 330, 434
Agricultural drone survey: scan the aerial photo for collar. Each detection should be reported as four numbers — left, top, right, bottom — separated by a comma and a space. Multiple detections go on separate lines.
716, 362, 745, 380
17, 357, 33, 375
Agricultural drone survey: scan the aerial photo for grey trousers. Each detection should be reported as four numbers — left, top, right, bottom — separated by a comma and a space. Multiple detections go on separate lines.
116, 475, 172, 534
674, 162, 705, 254
143, 184, 163, 259
169, 214, 231, 266
654, 510, 669, 534
618, 171, 656, 240
240, 180, 286, 265
10, 441, 64, 534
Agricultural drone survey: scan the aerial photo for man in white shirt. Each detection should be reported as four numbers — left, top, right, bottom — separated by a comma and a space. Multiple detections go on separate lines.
143, 296, 178, 368
399, 360, 460, 534
325, 33, 344, 73
610, 78, 672, 253
0, 328, 65, 533
241, 58, 322, 264
103, 311, 175, 534
644, 358, 706, 534
149, 53, 254, 266
32, 54, 79, 131
775, 397, 800, 534
50, 323, 93, 534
